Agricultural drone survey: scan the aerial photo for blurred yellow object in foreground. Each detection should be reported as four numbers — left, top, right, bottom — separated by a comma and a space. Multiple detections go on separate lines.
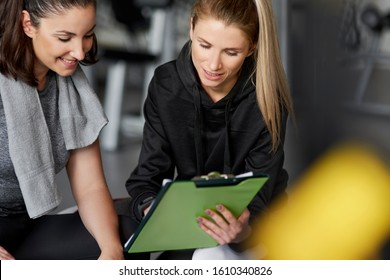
251, 142, 390, 259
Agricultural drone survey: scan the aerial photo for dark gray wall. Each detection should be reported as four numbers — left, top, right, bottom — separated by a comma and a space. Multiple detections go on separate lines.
286, 0, 390, 181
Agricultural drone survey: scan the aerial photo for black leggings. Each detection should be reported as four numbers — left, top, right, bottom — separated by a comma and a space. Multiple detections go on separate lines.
0, 212, 149, 260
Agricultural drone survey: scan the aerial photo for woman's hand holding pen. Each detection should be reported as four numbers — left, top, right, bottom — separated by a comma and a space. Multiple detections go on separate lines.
197, 205, 251, 244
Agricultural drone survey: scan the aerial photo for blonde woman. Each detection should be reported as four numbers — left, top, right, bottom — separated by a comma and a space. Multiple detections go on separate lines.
125, 0, 294, 259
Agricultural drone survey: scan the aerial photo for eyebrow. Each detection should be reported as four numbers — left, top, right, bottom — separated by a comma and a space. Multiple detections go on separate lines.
196, 36, 244, 52
54, 25, 96, 36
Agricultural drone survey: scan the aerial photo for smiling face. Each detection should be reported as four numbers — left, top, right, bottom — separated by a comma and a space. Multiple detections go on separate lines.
22, 5, 96, 87
190, 16, 254, 102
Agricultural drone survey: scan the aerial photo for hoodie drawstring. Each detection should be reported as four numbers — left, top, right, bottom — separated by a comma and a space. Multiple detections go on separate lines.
224, 99, 233, 174
193, 85, 204, 176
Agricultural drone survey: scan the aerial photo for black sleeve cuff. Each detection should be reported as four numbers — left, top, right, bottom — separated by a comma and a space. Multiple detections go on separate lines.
132, 193, 156, 222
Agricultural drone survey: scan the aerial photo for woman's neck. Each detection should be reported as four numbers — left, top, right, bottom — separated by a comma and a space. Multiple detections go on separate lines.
34, 64, 50, 91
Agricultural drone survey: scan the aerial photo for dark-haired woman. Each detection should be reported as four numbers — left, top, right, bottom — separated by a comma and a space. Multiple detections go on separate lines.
0, 0, 138, 260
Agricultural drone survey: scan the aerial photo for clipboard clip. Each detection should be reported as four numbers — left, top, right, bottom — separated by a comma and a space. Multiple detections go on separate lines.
192, 171, 234, 181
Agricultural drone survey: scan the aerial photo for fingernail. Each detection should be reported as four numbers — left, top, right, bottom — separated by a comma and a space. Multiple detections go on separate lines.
197, 217, 202, 223
205, 209, 211, 215
216, 204, 223, 211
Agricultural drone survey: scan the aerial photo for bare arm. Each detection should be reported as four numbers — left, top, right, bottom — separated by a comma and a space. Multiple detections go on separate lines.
67, 140, 123, 260
0, 246, 15, 260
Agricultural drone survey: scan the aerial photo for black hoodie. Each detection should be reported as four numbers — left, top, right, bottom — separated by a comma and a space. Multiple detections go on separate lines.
126, 41, 289, 225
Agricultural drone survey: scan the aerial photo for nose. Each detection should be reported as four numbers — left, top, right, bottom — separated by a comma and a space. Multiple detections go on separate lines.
208, 51, 222, 71
70, 40, 88, 61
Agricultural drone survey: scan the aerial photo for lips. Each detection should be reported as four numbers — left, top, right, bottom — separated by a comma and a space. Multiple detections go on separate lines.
203, 69, 223, 81
60, 57, 78, 67
204, 69, 221, 77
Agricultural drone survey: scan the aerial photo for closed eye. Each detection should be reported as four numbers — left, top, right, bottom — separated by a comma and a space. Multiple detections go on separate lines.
226, 51, 238, 56
84, 33, 95, 39
58, 37, 71, 42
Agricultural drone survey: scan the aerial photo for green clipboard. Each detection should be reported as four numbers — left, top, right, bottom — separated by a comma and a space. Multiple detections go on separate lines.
124, 172, 268, 253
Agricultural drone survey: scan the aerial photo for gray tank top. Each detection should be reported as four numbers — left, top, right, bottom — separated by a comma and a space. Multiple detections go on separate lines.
0, 71, 69, 216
